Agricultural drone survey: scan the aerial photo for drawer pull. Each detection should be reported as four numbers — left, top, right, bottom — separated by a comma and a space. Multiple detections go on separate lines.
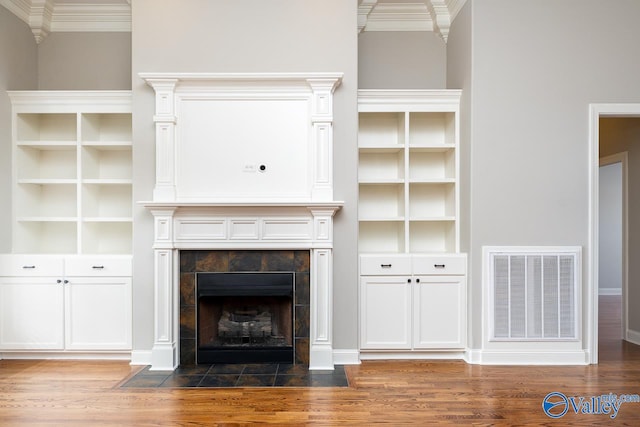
380, 264, 392, 268
434, 264, 446, 268
92, 265, 105, 269
22, 265, 36, 269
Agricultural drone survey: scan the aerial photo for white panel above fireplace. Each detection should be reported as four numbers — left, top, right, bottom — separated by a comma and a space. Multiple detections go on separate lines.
178, 97, 309, 200
139, 72, 343, 203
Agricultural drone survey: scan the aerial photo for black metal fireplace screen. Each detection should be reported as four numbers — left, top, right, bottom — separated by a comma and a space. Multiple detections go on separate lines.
196, 272, 294, 364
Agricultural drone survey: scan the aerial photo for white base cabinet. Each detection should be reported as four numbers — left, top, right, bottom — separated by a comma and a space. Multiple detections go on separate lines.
65, 277, 132, 350
360, 276, 412, 349
0, 277, 65, 350
360, 254, 466, 352
413, 275, 466, 349
0, 255, 131, 352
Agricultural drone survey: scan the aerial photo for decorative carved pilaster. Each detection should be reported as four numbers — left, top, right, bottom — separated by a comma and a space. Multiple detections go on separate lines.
141, 79, 178, 201
307, 78, 342, 202
310, 248, 334, 370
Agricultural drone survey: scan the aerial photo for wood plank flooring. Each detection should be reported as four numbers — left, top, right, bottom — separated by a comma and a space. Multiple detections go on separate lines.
0, 295, 639, 425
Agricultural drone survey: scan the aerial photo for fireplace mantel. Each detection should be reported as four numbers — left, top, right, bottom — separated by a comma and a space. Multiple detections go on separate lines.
140, 72, 344, 371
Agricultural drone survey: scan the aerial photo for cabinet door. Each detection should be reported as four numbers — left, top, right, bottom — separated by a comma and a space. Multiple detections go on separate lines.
0, 278, 64, 349
360, 276, 412, 349
413, 276, 466, 349
64, 277, 132, 350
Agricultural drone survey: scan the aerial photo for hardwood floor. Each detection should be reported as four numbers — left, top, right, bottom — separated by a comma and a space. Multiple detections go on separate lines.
1, 296, 638, 426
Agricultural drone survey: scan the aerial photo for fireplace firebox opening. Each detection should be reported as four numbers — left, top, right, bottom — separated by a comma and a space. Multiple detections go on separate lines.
197, 272, 294, 364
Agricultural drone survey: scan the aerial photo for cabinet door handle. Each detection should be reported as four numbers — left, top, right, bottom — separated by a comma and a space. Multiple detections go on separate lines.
22, 265, 36, 269
416, 278, 420, 283
380, 264, 392, 268
92, 265, 105, 269
57, 279, 62, 284
407, 278, 411, 283
64, 280, 69, 284
434, 264, 446, 268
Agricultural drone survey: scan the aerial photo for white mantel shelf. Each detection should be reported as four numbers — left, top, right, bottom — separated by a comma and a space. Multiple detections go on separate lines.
141, 201, 344, 209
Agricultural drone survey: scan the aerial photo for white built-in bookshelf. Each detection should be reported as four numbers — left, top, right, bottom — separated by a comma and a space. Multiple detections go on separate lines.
358, 90, 461, 254
9, 92, 133, 255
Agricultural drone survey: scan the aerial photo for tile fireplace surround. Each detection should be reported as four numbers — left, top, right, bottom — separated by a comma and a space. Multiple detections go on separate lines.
140, 73, 343, 371
179, 250, 311, 366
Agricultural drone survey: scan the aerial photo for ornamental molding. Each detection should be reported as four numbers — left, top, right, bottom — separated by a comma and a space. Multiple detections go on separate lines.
0, 0, 131, 43
1, 0, 466, 44
358, 0, 468, 42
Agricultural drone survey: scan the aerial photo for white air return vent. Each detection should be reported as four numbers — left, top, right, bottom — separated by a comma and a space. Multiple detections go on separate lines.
487, 247, 581, 341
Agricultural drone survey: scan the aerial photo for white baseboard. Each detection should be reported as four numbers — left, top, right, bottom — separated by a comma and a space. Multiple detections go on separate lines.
626, 329, 640, 346
599, 288, 622, 296
0, 351, 131, 361
130, 350, 153, 366
359, 351, 467, 361
333, 349, 360, 365
466, 349, 589, 365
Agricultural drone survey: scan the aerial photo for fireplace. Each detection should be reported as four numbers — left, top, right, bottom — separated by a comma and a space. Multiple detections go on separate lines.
197, 272, 294, 364
140, 73, 343, 371
180, 250, 312, 366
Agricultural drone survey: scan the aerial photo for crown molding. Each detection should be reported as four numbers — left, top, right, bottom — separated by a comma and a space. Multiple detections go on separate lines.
1, 0, 131, 43
364, 3, 434, 33
358, 0, 468, 42
1, 0, 467, 44
51, 4, 131, 32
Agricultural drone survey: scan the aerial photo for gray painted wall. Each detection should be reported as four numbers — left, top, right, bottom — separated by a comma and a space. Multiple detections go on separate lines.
446, 0, 473, 345
0, 7, 38, 253
130, 0, 359, 352
38, 32, 131, 90
461, 0, 640, 349
358, 31, 446, 89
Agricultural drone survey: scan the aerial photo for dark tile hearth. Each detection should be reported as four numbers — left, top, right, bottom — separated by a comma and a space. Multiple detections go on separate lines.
121, 364, 349, 388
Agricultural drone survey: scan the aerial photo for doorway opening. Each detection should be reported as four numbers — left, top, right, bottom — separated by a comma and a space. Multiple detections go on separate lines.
589, 104, 640, 363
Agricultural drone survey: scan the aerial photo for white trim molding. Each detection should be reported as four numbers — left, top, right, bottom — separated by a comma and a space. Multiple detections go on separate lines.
627, 329, 640, 346
357, 0, 468, 42
0, 0, 131, 43
2, 0, 467, 43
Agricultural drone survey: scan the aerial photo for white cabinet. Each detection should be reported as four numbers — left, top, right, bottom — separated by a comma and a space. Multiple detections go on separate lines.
8, 91, 132, 255
359, 254, 466, 352
413, 275, 466, 349
0, 277, 65, 350
360, 276, 412, 349
0, 255, 131, 352
65, 277, 132, 350
358, 90, 466, 356
358, 90, 461, 254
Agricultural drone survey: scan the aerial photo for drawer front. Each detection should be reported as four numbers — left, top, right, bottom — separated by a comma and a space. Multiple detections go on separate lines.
65, 256, 132, 277
0, 255, 63, 277
412, 254, 467, 275
360, 255, 412, 276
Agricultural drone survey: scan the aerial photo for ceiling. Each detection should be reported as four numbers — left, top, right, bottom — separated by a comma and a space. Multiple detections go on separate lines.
0, 0, 465, 44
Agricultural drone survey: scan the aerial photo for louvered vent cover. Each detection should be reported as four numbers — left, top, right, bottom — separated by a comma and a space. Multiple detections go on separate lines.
489, 248, 580, 341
